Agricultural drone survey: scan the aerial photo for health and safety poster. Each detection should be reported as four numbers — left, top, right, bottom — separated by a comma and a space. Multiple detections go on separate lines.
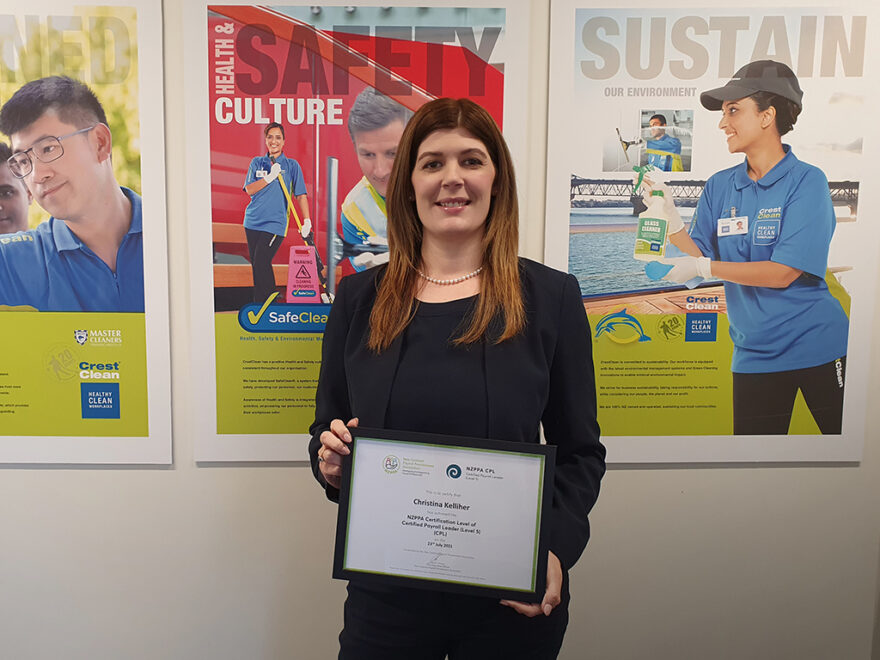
184, 2, 530, 461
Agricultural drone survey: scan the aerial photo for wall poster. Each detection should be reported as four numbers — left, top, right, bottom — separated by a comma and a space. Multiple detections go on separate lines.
546, 1, 877, 462
184, 2, 530, 461
0, 1, 171, 464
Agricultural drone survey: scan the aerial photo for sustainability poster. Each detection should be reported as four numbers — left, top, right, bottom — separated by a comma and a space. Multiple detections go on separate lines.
185, 3, 529, 461
0, 2, 171, 464
546, 2, 878, 462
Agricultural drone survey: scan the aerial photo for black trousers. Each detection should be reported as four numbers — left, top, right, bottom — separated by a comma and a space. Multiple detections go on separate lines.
732, 356, 846, 435
245, 228, 282, 303
338, 581, 569, 660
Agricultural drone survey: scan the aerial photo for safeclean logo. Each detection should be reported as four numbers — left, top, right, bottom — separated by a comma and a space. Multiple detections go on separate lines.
383, 455, 400, 473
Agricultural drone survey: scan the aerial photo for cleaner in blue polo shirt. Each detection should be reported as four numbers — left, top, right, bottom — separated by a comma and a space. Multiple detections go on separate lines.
0, 76, 143, 313
242, 121, 311, 303
642, 60, 848, 435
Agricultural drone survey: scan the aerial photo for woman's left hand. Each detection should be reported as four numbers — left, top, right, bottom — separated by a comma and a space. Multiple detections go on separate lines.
499, 551, 563, 617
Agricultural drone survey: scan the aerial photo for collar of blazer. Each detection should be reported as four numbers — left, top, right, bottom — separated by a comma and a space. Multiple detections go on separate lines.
351, 266, 536, 444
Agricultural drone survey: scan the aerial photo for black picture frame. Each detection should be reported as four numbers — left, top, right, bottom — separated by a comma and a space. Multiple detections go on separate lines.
332, 426, 556, 601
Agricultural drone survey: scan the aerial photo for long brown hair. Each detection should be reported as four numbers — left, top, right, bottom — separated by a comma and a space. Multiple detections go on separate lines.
368, 97, 524, 352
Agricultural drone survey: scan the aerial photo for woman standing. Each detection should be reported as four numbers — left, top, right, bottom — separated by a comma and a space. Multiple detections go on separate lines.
309, 98, 605, 659
242, 122, 311, 303
651, 60, 848, 434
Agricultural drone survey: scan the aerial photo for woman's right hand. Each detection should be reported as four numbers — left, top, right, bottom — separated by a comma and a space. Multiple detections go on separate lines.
317, 417, 358, 490
637, 173, 685, 235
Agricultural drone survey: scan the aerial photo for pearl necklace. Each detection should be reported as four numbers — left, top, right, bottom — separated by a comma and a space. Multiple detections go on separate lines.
417, 266, 483, 286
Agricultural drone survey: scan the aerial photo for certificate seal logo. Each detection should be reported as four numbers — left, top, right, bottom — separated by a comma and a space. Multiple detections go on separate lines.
446, 464, 462, 479
383, 455, 400, 473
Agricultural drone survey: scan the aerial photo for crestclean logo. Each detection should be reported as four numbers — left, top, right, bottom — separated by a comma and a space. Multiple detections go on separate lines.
756, 206, 782, 220
383, 455, 400, 473
0, 234, 33, 245
446, 464, 462, 479
79, 361, 121, 380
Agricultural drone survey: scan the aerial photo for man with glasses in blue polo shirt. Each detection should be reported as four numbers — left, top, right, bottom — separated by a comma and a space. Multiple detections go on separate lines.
0, 76, 143, 312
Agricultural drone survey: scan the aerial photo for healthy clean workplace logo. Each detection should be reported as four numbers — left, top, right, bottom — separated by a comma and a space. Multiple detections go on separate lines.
685, 313, 717, 342
237, 292, 331, 333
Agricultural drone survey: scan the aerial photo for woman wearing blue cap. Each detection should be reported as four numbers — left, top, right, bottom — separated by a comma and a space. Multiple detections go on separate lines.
644, 60, 848, 435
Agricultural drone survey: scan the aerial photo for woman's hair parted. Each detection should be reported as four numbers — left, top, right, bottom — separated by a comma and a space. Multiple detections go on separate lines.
367, 97, 525, 353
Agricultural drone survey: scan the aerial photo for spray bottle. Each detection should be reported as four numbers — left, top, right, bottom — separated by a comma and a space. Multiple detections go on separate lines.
632, 165, 669, 261
632, 166, 705, 288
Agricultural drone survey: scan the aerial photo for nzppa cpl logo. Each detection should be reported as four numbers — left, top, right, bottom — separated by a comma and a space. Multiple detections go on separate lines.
446, 464, 462, 479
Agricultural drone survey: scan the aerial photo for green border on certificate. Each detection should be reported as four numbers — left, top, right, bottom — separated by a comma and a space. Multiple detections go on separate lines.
333, 427, 556, 601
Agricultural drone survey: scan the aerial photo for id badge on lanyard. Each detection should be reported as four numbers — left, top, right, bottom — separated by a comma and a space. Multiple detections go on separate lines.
717, 206, 748, 237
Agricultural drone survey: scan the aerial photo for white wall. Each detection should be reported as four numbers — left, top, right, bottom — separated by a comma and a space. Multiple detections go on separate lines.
1, 1, 878, 658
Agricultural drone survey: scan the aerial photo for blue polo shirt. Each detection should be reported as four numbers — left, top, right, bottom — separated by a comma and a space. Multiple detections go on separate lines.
690, 147, 848, 373
243, 153, 307, 236
646, 134, 682, 171
0, 187, 144, 312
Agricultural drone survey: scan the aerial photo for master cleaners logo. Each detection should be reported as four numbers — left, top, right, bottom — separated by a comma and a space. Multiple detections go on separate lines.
595, 309, 651, 344
446, 464, 462, 479
73, 329, 123, 346
383, 455, 400, 473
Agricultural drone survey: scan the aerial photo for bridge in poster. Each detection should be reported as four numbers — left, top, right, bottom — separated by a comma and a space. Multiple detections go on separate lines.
570, 176, 860, 213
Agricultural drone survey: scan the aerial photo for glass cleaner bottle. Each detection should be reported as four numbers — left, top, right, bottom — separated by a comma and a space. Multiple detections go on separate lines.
633, 190, 669, 261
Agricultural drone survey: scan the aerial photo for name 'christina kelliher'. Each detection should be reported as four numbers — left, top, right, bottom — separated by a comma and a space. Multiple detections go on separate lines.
413, 498, 471, 511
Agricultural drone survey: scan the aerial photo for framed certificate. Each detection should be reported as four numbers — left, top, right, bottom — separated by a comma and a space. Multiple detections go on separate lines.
333, 427, 556, 601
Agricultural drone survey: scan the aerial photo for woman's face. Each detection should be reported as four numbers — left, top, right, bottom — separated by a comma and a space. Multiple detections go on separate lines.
410, 127, 496, 244
265, 127, 284, 157
718, 96, 772, 153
